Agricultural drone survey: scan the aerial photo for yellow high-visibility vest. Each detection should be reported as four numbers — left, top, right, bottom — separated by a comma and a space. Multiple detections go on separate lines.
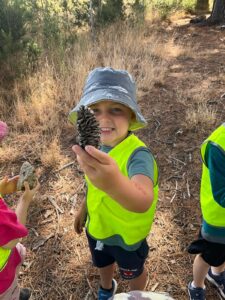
200, 123, 225, 226
85, 134, 158, 249
0, 247, 11, 271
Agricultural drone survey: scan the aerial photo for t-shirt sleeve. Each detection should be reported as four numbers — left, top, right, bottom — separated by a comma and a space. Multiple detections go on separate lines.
127, 148, 154, 184
0, 198, 28, 246
205, 142, 225, 208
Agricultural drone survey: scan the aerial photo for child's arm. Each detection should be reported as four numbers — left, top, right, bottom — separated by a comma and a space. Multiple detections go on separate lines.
74, 198, 87, 234
72, 145, 154, 213
2, 181, 39, 249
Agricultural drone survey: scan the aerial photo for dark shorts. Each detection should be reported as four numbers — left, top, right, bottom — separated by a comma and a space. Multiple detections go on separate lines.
188, 231, 225, 267
86, 232, 149, 280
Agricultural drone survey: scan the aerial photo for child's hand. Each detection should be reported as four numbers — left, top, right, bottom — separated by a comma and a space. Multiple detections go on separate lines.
72, 145, 120, 192
0, 176, 19, 196
22, 181, 40, 203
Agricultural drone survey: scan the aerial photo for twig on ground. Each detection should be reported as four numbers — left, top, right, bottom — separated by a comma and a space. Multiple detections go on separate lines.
186, 179, 191, 198
165, 175, 183, 182
151, 282, 159, 292
170, 180, 178, 203
48, 196, 64, 214
154, 119, 161, 131
30, 228, 39, 237
86, 277, 97, 299
39, 218, 54, 225
47, 196, 63, 233
169, 156, 186, 165
32, 233, 55, 251
56, 161, 75, 172
184, 146, 198, 153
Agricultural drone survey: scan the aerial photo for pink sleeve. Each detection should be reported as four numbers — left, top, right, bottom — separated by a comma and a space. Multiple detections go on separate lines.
0, 198, 28, 246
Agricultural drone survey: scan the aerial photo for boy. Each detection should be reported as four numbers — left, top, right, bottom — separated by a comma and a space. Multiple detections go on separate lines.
188, 123, 225, 300
69, 67, 158, 300
0, 121, 39, 300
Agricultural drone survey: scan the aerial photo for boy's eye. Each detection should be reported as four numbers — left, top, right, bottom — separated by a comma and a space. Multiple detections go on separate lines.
110, 108, 123, 115
91, 108, 100, 115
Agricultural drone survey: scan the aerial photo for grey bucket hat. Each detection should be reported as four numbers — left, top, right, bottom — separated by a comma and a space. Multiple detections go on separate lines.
68, 67, 147, 131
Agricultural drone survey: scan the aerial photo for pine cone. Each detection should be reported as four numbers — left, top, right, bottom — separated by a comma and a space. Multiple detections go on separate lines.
76, 105, 101, 149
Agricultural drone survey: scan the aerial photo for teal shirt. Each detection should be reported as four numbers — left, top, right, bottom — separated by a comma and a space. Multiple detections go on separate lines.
101, 145, 154, 184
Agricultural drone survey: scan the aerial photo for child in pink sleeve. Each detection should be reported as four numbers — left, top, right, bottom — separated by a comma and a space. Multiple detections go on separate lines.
0, 121, 39, 300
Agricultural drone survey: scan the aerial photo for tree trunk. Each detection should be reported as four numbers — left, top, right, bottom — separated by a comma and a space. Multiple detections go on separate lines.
207, 0, 225, 24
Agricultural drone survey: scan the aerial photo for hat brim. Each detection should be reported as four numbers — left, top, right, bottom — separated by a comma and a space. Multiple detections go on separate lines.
68, 89, 147, 131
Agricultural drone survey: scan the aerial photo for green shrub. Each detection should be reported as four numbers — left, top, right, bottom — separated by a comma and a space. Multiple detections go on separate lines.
149, 0, 196, 18
127, 0, 146, 24
0, 0, 27, 60
94, 0, 125, 26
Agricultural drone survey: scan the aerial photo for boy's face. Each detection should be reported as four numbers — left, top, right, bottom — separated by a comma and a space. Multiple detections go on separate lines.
90, 101, 134, 147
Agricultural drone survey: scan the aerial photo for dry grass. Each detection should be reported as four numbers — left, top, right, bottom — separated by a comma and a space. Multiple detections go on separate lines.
15, 68, 61, 133
3, 22, 170, 155
186, 103, 217, 128
40, 137, 67, 169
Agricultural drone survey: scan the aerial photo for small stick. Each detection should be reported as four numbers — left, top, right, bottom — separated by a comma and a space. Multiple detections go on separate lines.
170, 193, 176, 203
170, 181, 178, 203
32, 233, 54, 250
187, 179, 191, 198
169, 156, 186, 165
151, 282, 159, 292
56, 161, 75, 172
30, 227, 39, 237
48, 196, 64, 214
165, 175, 183, 181
48, 196, 62, 233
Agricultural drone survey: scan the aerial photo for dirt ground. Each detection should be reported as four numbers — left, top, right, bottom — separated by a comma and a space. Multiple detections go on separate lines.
10, 15, 225, 300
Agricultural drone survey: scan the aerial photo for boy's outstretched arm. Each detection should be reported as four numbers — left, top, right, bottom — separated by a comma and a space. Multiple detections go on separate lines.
72, 145, 154, 213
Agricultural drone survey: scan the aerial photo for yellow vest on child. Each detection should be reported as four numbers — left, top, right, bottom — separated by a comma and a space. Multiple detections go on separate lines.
85, 134, 158, 249
200, 123, 225, 227
0, 247, 11, 270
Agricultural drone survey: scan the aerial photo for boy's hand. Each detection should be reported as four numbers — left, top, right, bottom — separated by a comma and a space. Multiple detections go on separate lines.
22, 181, 40, 203
74, 208, 86, 234
0, 176, 19, 196
72, 145, 120, 192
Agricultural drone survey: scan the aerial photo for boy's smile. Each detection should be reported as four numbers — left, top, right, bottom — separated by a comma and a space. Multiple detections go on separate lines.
90, 101, 134, 147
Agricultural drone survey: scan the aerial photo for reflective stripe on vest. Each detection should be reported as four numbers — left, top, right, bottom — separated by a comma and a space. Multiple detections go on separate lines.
200, 123, 225, 227
86, 134, 159, 247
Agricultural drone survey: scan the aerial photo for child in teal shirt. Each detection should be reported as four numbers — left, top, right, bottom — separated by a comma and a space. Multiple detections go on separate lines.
70, 67, 159, 300
188, 123, 225, 300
